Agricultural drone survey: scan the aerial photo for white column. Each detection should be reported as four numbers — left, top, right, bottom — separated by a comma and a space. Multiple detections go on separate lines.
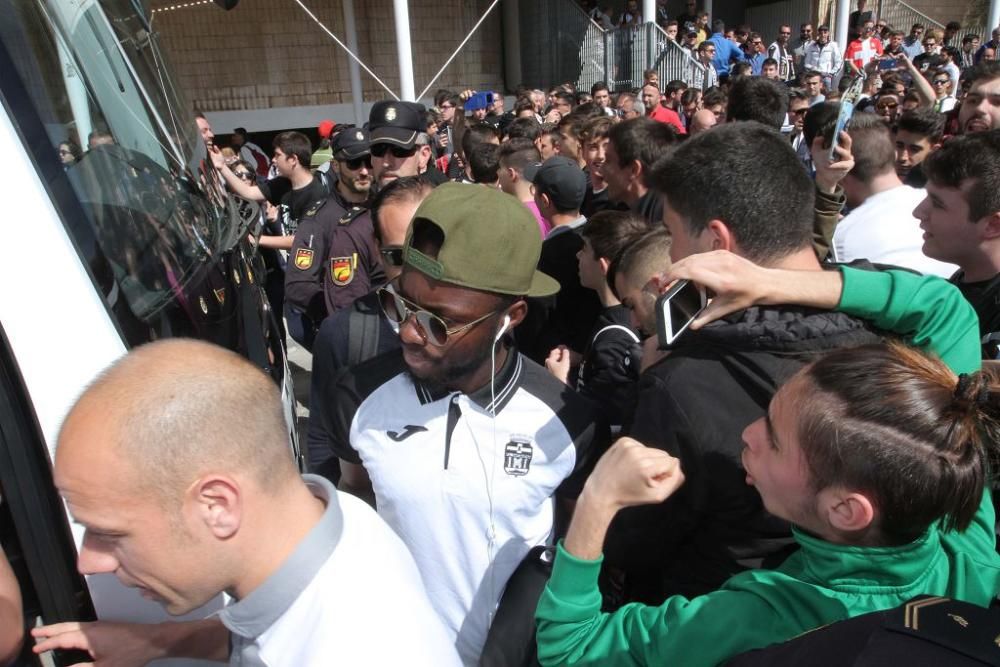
990, 0, 1000, 41
393, 0, 416, 101
343, 0, 364, 124
835, 0, 850, 58
502, 0, 522, 91
643, 0, 654, 24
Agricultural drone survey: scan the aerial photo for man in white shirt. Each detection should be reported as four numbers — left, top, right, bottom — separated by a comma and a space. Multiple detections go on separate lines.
803, 25, 843, 89
833, 113, 957, 277
32, 340, 459, 667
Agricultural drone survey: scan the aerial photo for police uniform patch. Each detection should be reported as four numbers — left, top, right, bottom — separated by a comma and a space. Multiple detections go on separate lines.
213, 287, 226, 305
294, 248, 314, 270
385, 106, 397, 122
331, 256, 354, 285
504, 436, 533, 476
355, 130, 364, 141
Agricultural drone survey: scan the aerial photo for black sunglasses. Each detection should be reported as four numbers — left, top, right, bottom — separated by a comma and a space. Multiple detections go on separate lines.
234, 171, 255, 181
380, 245, 404, 267
371, 144, 418, 159
344, 155, 373, 170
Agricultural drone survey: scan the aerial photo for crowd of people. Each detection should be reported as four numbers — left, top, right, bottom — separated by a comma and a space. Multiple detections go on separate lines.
17, 3, 1000, 666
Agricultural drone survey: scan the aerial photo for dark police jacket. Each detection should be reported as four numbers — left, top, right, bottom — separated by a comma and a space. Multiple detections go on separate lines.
285, 188, 383, 324
606, 303, 880, 605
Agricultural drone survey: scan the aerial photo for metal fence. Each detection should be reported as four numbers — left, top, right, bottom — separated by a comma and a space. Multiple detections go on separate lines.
518, 1, 705, 94
601, 23, 706, 92
518, 0, 605, 90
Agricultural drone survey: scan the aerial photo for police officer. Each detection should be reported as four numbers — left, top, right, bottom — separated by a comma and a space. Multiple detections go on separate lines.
369, 100, 449, 187
285, 128, 384, 344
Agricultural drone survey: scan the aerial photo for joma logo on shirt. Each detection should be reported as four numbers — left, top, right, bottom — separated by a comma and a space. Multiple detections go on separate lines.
387, 425, 428, 442
504, 438, 533, 476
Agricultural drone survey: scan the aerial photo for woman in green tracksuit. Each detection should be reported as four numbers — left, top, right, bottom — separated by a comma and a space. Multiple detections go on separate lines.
535, 254, 1000, 667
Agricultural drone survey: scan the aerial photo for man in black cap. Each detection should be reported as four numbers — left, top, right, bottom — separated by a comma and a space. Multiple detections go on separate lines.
285, 127, 383, 347
369, 101, 448, 188
518, 156, 602, 364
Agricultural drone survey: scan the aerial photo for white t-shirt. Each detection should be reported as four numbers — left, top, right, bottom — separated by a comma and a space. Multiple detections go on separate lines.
219, 475, 460, 667
832, 185, 958, 277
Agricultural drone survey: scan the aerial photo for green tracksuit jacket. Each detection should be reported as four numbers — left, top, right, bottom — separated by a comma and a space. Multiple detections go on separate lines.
535, 267, 1000, 667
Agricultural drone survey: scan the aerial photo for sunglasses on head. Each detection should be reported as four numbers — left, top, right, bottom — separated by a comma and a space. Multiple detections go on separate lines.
371, 144, 418, 159
380, 245, 404, 267
377, 283, 499, 347
343, 155, 373, 170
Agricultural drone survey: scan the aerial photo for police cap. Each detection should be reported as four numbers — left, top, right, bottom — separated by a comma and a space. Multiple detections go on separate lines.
369, 101, 427, 149
333, 127, 370, 160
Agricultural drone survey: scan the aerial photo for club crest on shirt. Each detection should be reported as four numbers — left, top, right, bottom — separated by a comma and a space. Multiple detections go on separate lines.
294, 248, 314, 270
504, 436, 533, 477
331, 256, 354, 285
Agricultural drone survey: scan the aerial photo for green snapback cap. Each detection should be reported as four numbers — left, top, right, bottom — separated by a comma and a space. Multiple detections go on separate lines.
403, 183, 560, 297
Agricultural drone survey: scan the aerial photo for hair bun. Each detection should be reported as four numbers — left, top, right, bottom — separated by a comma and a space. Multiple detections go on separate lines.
954, 372, 991, 412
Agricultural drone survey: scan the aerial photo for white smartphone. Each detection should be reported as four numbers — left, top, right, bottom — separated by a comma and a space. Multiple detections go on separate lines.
655, 279, 707, 348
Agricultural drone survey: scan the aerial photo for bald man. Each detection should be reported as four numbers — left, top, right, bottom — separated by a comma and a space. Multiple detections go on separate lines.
32, 340, 459, 666
689, 108, 718, 134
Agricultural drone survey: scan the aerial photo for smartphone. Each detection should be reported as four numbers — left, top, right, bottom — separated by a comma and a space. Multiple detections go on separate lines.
827, 76, 865, 161
655, 279, 707, 348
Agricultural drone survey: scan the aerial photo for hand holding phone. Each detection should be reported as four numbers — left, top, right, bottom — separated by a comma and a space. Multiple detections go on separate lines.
655, 279, 708, 348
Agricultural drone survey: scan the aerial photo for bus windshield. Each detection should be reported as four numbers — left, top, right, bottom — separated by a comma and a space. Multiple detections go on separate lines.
0, 0, 246, 332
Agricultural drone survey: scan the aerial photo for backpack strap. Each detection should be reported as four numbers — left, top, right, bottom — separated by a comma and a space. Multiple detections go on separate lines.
347, 305, 382, 366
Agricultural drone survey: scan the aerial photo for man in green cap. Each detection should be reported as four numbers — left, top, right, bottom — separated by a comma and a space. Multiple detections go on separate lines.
327, 182, 604, 665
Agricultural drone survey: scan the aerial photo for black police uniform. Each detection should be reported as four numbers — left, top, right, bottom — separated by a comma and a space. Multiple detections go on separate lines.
284, 129, 384, 329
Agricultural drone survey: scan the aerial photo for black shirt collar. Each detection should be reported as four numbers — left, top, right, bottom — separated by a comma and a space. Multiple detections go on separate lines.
413, 347, 524, 414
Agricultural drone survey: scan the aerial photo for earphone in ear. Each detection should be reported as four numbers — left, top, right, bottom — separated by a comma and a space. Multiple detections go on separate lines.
494, 314, 511, 343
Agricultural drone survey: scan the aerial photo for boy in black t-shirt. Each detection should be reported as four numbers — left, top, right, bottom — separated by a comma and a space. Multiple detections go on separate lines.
916, 130, 1000, 357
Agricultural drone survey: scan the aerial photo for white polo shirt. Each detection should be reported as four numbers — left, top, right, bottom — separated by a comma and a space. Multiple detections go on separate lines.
218, 475, 460, 666
331, 349, 600, 665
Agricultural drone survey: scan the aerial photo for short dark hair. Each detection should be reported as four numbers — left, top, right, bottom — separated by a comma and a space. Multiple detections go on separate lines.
468, 143, 500, 184
967, 61, 1000, 90
802, 69, 822, 82
713, 19, 725, 33
911, 23, 924, 31
946, 21, 962, 30
963, 33, 979, 46
273, 131, 312, 167
701, 87, 727, 109
680, 88, 701, 106
582, 116, 614, 143
889, 29, 905, 38
608, 117, 679, 171
730, 62, 753, 78
726, 77, 789, 129
846, 112, 896, 181
895, 108, 945, 143
497, 137, 540, 173
923, 129, 1000, 222
371, 175, 436, 244
762, 57, 779, 69
553, 91, 575, 107
664, 80, 688, 96
461, 122, 500, 159
802, 101, 840, 148
648, 121, 814, 263
788, 87, 809, 103
506, 117, 542, 142
580, 210, 651, 262
591, 81, 610, 96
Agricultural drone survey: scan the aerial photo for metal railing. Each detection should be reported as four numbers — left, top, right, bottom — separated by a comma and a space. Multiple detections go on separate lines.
875, 0, 943, 32
605, 23, 707, 91
518, 0, 705, 94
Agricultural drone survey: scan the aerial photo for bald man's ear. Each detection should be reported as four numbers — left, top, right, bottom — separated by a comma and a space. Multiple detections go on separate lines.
189, 476, 242, 540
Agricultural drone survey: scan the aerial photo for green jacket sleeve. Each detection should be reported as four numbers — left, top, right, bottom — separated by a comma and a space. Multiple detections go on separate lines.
535, 543, 781, 667
836, 266, 981, 374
